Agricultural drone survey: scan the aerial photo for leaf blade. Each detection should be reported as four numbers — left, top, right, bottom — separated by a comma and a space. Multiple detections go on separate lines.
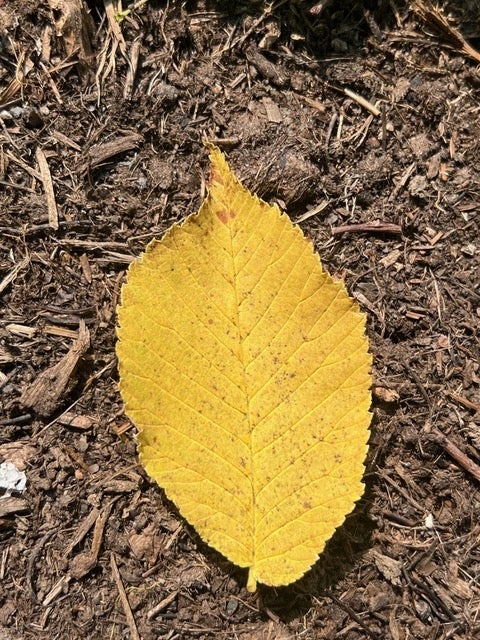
117, 146, 371, 590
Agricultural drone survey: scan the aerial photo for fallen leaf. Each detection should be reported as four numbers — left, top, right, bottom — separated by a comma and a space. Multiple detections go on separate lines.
117, 145, 372, 590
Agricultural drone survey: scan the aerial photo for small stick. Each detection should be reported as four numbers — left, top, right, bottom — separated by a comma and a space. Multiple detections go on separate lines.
445, 391, 480, 412
27, 532, 53, 601
431, 427, 480, 483
147, 591, 179, 620
332, 222, 402, 236
111, 553, 141, 640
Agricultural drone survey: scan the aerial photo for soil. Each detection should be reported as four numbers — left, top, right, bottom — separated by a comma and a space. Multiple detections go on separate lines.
1, 0, 480, 638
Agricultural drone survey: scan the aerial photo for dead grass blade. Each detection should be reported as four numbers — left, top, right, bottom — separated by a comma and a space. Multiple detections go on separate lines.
412, 0, 480, 63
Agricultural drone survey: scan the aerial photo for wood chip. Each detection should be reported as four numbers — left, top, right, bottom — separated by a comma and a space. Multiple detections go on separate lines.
50, 129, 82, 151
35, 147, 59, 230
262, 97, 282, 123
65, 507, 100, 556
70, 502, 113, 578
56, 412, 95, 430
43, 324, 80, 339
246, 46, 287, 87
20, 320, 90, 417
379, 249, 403, 268
5, 323, 36, 338
83, 133, 142, 173
0, 497, 29, 518
79, 253, 93, 283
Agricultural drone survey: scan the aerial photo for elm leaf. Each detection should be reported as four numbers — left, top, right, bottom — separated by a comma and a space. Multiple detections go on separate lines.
116, 145, 372, 591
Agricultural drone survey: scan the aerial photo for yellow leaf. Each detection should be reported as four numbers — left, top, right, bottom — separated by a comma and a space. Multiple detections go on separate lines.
116, 145, 371, 591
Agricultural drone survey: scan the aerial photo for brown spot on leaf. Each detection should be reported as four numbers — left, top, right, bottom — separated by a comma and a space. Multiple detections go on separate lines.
216, 208, 236, 224
210, 166, 223, 186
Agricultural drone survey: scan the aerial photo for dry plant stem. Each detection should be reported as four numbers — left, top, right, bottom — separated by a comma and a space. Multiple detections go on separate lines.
5, 150, 42, 180
432, 427, 480, 484
332, 222, 402, 236
111, 553, 141, 640
123, 40, 141, 99
104, 0, 127, 55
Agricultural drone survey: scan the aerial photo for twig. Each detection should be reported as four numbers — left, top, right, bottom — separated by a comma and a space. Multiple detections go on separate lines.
332, 222, 402, 236
445, 391, 480, 412
379, 471, 425, 513
431, 427, 480, 483
147, 591, 179, 620
27, 532, 53, 601
326, 83, 380, 116
111, 553, 141, 640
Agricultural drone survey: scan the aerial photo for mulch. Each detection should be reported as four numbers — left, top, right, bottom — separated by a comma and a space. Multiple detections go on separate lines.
0, 0, 479, 638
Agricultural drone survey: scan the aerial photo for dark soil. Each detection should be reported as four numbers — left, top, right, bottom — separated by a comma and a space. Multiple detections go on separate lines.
1, 0, 479, 638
